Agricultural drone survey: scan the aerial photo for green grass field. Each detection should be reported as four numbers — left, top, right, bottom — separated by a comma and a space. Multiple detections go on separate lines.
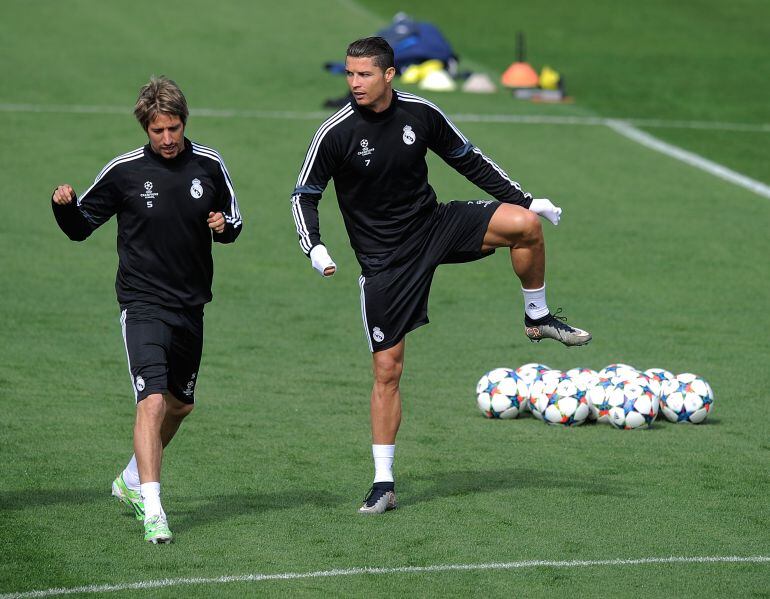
1, 1, 768, 597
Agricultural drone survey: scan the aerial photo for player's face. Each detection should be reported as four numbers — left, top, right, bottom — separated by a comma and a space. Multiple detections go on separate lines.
147, 113, 185, 159
345, 56, 395, 113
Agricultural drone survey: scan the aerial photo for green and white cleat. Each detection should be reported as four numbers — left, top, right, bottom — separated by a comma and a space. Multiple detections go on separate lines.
111, 474, 144, 521
143, 515, 173, 544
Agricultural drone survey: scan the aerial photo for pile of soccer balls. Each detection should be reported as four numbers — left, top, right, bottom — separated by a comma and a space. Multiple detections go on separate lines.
475, 363, 714, 429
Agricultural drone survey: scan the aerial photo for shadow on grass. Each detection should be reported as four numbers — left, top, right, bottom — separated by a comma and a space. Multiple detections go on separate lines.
0, 488, 105, 512
172, 467, 630, 526
172, 488, 345, 530
406, 467, 630, 506
653, 415, 721, 425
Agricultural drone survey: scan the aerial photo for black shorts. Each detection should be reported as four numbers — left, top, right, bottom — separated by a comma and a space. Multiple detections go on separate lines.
359, 200, 501, 352
119, 301, 204, 403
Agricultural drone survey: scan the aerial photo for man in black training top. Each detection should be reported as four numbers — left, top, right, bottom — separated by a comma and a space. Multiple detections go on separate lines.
52, 76, 242, 542
291, 37, 590, 514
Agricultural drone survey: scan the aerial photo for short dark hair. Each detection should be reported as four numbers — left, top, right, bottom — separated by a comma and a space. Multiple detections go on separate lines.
346, 36, 395, 71
133, 76, 189, 131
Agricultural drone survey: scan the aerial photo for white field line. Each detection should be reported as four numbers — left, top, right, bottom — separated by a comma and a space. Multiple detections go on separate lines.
454, 113, 770, 133
3, 101, 767, 198
1, 555, 768, 598
606, 119, 770, 199
0, 102, 769, 133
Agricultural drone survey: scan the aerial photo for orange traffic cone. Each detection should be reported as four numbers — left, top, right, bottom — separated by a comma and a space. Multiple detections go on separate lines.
501, 32, 539, 88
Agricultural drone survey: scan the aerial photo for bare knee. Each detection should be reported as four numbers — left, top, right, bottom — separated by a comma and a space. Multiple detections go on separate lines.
484, 204, 543, 250
165, 397, 194, 419
516, 209, 543, 247
373, 353, 403, 388
495, 208, 542, 249
138, 393, 166, 418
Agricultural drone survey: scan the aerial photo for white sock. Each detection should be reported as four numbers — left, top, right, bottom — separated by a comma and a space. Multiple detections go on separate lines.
372, 444, 395, 483
140, 482, 164, 521
122, 455, 140, 491
522, 285, 549, 320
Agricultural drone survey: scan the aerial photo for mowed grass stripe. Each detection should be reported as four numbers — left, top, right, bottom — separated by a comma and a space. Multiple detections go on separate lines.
3, 556, 768, 599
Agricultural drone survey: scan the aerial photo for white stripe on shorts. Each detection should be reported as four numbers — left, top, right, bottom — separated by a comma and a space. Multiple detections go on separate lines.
119, 309, 139, 402
358, 275, 373, 352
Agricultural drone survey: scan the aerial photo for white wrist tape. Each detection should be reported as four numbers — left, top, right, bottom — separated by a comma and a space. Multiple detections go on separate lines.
309, 245, 337, 277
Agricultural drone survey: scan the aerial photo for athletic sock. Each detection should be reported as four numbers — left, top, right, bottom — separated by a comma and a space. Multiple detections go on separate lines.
372, 444, 395, 483
140, 482, 163, 521
522, 285, 549, 320
122, 455, 140, 491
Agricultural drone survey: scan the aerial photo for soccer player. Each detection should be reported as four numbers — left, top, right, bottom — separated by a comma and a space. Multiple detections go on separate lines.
51, 76, 242, 542
291, 37, 591, 514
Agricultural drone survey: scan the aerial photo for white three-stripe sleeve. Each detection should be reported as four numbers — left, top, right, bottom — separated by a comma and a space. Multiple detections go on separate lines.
192, 144, 242, 227
78, 149, 145, 227
53, 148, 143, 241
291, 105, 353, 256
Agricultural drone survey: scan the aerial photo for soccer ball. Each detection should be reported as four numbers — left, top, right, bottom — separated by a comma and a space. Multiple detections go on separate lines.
476, 368, 528, 419
607, 375, 659, 429
529, 369, 559, 420
565, 368, 600, 395
644, 368, 675, 400
565, 367, 599, 418
527, 369, 562, 420
530, 371, 590, 425
599, 363, 640, 384
566, 367, 599, 381
528, 369, 562, 420
515, 363, 551, 386
586, 377, 615, 423
549, 375, 591, 426
659, 373, 714, 424
514, 363, 551, 412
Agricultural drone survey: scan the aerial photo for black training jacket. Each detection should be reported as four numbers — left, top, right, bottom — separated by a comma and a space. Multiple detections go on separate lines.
52, 138, 242, 308
291, 90, 531, 274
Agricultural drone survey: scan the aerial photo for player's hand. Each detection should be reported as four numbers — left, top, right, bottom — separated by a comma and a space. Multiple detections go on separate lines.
310, 244, 337, 277
207, 211, 226, 234
52, 184, 76, 205
529, 198, 562, 226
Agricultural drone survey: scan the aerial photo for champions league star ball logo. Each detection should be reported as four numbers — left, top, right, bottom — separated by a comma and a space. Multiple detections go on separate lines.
357, 139, 375, 157
402, 125, 415, 145
141, 181, 158, 200
372, 327, 385, 343
190, 178, 203, 199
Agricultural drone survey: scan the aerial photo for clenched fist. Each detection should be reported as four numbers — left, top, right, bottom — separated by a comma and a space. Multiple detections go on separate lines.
52, 184, 76, 205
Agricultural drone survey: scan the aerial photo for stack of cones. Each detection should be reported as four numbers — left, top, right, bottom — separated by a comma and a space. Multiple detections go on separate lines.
501, 32, 570, 102
501, 32, 539, 89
